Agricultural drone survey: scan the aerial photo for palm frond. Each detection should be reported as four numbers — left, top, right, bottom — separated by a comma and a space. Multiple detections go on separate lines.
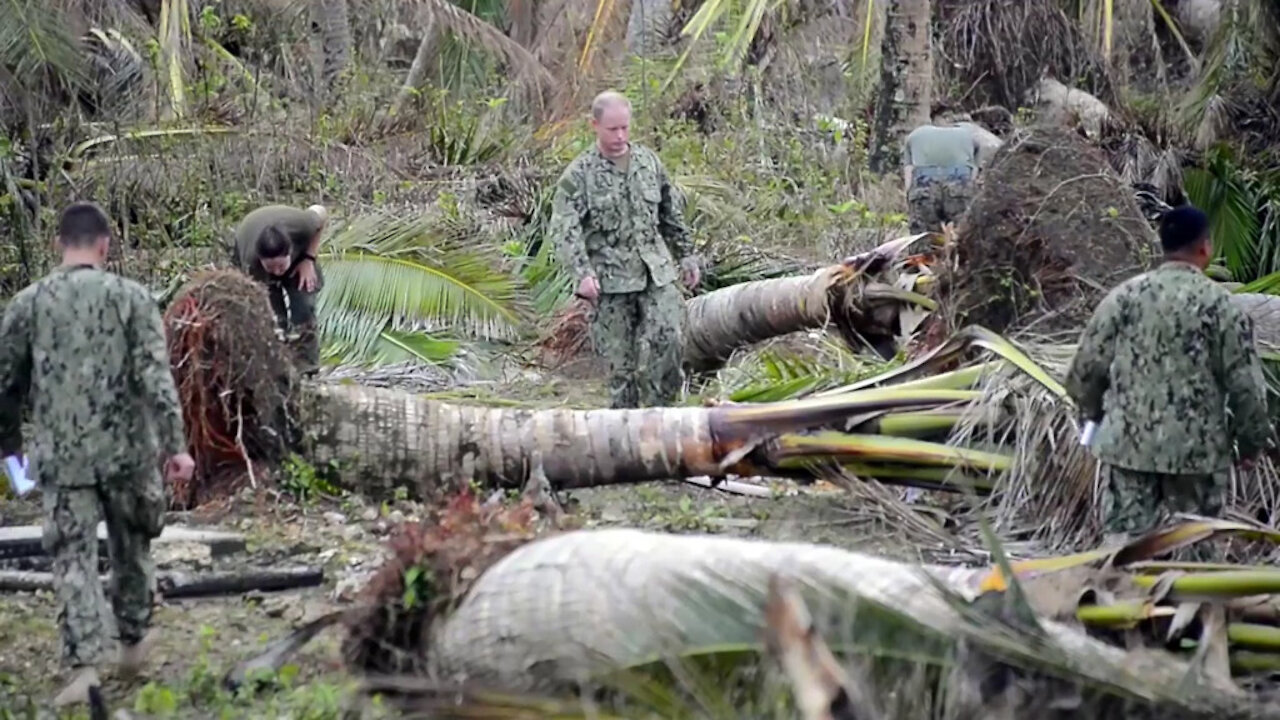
1184, 152, 1262, 280
661, 0, 781, 91
403, 0, 556, 94
0, 0, 90, 104
316, 211, 531, 367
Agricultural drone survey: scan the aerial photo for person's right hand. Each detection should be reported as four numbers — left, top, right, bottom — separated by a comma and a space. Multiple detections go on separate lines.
1238, 456, 1258, 474
164, 453, 195, 484
575, 275, 600, 302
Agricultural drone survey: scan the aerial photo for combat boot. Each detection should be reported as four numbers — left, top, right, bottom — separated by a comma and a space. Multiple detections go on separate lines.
52, 666, 100, 706
118, 629, 159, 679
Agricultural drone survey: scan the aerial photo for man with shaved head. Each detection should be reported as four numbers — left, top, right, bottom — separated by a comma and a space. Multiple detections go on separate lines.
232, 203, 330, 374
549, 90, 700, 408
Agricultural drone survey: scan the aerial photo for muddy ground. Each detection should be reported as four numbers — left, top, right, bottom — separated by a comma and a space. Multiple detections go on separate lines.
0, 366, 992, 719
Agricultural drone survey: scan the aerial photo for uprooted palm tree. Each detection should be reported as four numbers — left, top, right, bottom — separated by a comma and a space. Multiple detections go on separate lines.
166, 263, 1280, 545
541, 232, 940, 372
227, 497, 1280, 719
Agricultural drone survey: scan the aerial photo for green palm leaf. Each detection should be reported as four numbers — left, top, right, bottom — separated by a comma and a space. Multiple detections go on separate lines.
316, 211, 530, 367
1184, 154, 1261, 280
0, 0, 90, 103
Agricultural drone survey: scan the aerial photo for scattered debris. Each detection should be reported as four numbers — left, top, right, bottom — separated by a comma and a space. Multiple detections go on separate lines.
0, 524, 246, 560
0, 566, 324, 597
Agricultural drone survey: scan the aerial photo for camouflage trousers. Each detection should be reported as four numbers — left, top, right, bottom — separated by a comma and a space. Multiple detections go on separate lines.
591, 281, 686, 409
41, 472, 162, 668
1101, 464, 1229, 562
906, 173, 974, 234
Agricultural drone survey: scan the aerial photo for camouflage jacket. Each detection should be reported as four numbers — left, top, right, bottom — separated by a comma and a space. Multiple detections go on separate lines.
1065, 261, 1271, 474
0, 265, 186, 486
548, 143, 694, 294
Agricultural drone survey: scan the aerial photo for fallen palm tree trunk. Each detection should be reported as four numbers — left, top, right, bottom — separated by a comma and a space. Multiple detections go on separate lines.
541, 234, 938, 372
339, 522, 1278, 717
296, 382, 996, 497
682, 264, 933, 371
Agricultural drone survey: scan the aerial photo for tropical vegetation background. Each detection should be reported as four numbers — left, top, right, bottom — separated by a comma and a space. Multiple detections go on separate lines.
3, 0, 1280, 717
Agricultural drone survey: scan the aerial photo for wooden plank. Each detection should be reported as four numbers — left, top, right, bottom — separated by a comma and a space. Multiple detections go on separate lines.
0, 523, 246, 560
0, 566, 323, 597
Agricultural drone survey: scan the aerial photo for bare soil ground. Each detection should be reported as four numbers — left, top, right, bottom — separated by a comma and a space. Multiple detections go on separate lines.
0, 366, 981, 718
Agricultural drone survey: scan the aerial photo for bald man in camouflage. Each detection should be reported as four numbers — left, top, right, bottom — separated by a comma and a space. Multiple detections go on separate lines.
549, 90, 701, 408
231, 204, 329, 374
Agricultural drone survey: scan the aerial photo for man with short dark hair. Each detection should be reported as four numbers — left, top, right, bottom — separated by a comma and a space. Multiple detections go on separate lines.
0, 201, 194, 706
1066, 205, 1271, 538
231, 204, 329, 373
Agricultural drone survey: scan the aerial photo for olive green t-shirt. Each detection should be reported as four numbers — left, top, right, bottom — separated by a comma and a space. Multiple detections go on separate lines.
901, 125, 979, 169
233, 205, 324, 281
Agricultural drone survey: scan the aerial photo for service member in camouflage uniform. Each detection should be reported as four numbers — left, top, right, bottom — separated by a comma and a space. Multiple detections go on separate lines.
549, 91, 701, 408
1065, 205, 1270, 539
231, 204, 329, 373
0, 202, 194, 706
901, 120, 984, 233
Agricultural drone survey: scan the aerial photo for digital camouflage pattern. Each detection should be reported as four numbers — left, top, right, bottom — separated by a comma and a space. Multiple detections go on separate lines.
1101, 465, 1227, 532
1101, 465, 1228, 560
592, 283, 685, 408
550, 143, 695, 407
231, 205, 326, 367
549, 144, 693, 294
0, 265, 184, 667
43, 484, 158, 665
906, 175, 974, 233
1066, 260, 1271, 476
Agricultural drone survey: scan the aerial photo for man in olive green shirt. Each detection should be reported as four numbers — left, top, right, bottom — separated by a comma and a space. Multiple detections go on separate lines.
231, 204, 328, 373
901, 120, 984, 233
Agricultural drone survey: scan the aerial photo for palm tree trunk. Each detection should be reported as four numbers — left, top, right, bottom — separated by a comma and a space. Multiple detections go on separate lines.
295, 382, 987, 497
391, 17, 440, 116
314, 0, 352, 95
626, 0, 673, 57
683, 264, 912, 372
427, 528, 1208, 703
868, 0, 932, 174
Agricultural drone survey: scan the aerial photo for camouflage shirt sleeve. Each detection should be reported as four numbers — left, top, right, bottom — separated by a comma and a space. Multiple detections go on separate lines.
1219, 302, 1271, 460
1065, 290, 1121, 421
656, 159, 694, 261
548, 164, 594, 281
0, 292, 33, 455
129, 286, 187, 457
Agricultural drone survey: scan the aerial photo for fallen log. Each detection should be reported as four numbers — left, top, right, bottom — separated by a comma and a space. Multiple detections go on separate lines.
289, 526, 1279, 718
0, 565, 324, 597
297, 381, 997, 498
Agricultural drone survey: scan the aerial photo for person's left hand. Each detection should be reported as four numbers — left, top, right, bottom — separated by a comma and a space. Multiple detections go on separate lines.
679, 256, 701, 290
295, 260, 319, 293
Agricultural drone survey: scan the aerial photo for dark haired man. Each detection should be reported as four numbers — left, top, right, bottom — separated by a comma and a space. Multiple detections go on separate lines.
1066, 205, 1271, 538
231, 204, 329, 373
0, 201, 193, 706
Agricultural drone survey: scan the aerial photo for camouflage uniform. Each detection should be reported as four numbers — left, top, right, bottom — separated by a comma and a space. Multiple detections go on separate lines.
1065, 261, 1271, 539
902, 125, 980, 234
0, 265, 186, 668
549, 144, 694, 408
232, 205, 326, 368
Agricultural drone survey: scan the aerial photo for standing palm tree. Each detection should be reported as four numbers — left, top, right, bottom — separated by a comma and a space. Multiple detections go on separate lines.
868, 0, 932, 174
